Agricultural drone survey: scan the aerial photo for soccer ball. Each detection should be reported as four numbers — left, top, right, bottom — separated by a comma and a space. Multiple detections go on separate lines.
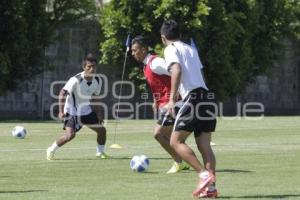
12, 126, 26, 139
130, 155, 149, 172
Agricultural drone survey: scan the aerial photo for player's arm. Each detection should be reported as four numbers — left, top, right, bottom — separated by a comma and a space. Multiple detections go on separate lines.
168, 62, 181, 116
164, 45, 181, 117
58, 89, 68, 120
59, 77, 77, 120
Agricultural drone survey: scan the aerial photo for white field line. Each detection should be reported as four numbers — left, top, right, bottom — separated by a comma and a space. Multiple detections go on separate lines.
0, 144, 164, 152
0, 142, 299, 153
0, 147, 93, 152
0, 126, 154, 136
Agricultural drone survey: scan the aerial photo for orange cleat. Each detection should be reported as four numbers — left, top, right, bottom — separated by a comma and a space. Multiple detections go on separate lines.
192, 171, 215, 198
199, 187, 218, 198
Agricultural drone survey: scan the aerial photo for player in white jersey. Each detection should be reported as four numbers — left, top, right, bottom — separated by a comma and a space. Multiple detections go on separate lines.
131, 35, 189, 174
160, 20, 218, 198
46, 54, 109, 160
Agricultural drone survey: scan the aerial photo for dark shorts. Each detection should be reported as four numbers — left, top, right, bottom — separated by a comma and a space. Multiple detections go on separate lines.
63, 112, 101, 132
174, 87, 217, 136
156, 103, 182, 126
157, 109, 175, 126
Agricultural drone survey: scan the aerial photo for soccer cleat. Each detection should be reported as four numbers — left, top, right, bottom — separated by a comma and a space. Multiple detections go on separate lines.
199, 187, 218, 198
166, 162, 180, 174
96, 152, 110, 159
46, 148, 55, 160
166, 161, 190, 174
192, 171, 215, 198
181, 162, 190, 170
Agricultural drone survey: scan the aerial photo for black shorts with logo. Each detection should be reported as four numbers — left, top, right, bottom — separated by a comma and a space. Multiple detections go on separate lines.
157, 109, 175, 126
174, 87, 217, 136
63, 112, 101, 132
156, 104, 182, 126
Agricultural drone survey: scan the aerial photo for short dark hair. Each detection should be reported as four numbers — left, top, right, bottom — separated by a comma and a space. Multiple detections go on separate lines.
160, 20, 180, 40
131, 35, 148, 48
82, 53, 97, 67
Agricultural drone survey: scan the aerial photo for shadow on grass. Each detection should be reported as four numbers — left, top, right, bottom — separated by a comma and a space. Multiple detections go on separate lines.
143, 171, 160, 174
218, 194, 300, 199
147, 157, 171, 160
53, 157, 131, 161
0, 190, 48, 194
216, 169, 253, 173
53, 156, 171, 161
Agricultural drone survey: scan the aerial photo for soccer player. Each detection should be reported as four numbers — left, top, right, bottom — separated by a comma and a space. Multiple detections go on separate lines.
46, 53, 109, 160
160, 20, 218, 198
131, 35, 189, 174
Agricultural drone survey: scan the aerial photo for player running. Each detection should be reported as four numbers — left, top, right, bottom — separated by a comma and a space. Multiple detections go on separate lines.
160, 20, 218, 197
46, 53, 109, 160
131, 35, 189, 174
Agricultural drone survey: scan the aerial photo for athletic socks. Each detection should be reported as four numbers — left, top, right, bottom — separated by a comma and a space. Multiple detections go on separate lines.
48, 141, 59, 152
97, 145, 105, 153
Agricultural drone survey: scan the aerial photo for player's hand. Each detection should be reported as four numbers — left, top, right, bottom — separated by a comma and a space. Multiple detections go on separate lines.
167, 100, 176, 118
58, 112, 66, 120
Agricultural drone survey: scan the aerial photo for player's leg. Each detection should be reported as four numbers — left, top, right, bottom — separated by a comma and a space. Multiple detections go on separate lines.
56, 127, 77, 146
172, 88, 215, 197
88, 125, 109, 158
154, 125, 180, 161
156, 109, 190, 173
170, 99, 202, 172
170, 130, 202, 171
153, 125, 190, 173
195, 132, 218, 198
46, 127, 76, 160
195, 132, 216, 174
82, 112, 109, 158
193, 92, 218, 197
178, 130, 215, 198
170, 130, 214, 193
46, 116, 77, 160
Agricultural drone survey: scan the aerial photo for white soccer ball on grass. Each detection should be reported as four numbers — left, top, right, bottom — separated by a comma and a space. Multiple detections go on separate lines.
130, 155, 149, 172
12, 126, 27, 139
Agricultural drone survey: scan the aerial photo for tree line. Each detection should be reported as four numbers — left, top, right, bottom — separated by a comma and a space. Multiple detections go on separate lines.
1, 0, 299, 100
99, 0, 300, 100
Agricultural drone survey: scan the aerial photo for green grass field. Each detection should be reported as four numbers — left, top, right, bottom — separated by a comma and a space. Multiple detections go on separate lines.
1, 117, 300, 200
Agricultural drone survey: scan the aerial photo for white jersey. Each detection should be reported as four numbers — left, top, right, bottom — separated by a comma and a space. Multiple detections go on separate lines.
164, 41, 208, 99
63, 72, 101, 116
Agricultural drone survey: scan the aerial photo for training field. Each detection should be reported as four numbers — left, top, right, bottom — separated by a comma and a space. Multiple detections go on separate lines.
0, 117, 300, 200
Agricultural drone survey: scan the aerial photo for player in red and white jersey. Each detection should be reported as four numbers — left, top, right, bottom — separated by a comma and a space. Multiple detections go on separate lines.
131, 36, 189, 174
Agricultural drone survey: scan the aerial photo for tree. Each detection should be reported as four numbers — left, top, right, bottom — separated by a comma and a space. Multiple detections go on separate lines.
0, 0, 97, 95
99, 0, 300, 100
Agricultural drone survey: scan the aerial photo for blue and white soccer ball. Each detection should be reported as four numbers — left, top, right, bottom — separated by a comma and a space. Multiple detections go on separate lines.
12, 126, 26, 139
130, 155, 150, 172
